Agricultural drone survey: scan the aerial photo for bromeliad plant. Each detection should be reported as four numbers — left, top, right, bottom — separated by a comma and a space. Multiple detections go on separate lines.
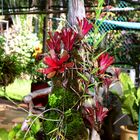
34, 17, 118, 140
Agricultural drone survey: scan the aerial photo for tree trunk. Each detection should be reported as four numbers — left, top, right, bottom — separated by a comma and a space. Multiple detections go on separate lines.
67, 0, 85, 26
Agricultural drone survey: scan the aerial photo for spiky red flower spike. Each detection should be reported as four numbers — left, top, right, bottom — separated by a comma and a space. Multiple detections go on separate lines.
46, 32, 61, 53
96, 101, 108, 123
77, 17, 93, 37
38, 50, 74, 78
97, 53, 114, 75
61, 28, 77, 52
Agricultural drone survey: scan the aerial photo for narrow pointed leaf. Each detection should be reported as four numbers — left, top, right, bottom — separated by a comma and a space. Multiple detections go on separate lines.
77, 71, 89, 82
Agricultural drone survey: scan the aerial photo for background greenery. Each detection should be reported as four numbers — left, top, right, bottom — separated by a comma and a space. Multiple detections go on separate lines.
0, 79, 31, 100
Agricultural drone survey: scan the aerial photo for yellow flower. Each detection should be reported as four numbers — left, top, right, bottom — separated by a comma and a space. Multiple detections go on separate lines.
32, 44, 42, 58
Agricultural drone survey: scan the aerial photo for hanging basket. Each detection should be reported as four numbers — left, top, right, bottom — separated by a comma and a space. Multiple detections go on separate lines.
120, 125, 138, 140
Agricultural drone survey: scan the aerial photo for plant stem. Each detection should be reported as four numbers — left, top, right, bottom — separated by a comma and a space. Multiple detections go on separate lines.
138, 106, 140, 140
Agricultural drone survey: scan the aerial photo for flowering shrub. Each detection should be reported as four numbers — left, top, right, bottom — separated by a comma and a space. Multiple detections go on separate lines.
2, 15, 41, 82
5, 25, 39, 68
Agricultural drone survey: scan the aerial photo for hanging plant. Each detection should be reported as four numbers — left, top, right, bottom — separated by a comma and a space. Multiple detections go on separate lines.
0, 48, 22, 87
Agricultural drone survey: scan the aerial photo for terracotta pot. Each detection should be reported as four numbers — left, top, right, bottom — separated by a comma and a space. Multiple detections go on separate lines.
31, 82, 48, 107
120, 125, 138, 140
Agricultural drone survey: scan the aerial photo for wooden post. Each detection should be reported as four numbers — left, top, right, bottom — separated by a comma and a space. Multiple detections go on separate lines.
42, 0, 48, 53
67, 0, 86, 26
42, 16, 47, 53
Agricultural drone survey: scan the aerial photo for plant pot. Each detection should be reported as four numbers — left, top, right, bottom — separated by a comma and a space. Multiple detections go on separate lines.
31, 82, 48, 107
120, 125, 138, 140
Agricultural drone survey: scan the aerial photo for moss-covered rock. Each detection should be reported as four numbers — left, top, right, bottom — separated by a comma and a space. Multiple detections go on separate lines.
49, 87, 79, 111
64, 111, 88, 140
43, 86, 88, 140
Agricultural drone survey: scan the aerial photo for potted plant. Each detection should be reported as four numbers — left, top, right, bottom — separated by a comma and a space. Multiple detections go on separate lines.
0, 38, 23, 89
0, 15, 41, 91
113, 72, 140, 140
24, 43, 50, 108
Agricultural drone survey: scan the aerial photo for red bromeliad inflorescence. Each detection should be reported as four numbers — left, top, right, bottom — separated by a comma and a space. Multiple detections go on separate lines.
103, 77, 113, 89
61, 28, 77, 52
39, 17, 94, 78
46, 32, 61, 53
95, 101, 108, 123
38, 50, 74, 78
77, 17, 93, 36
39, 18, 115, 81
97, 53, 114, 75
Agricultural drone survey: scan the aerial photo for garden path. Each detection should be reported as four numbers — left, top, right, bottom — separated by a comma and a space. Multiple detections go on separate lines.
0, 98, 28, 130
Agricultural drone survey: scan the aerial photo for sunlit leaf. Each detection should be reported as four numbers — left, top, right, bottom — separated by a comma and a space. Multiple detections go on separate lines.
31, 119, 41, 134
119, 72, 135, 93
77, 72, 88, 82
94, 33, 106, 48
122, 95, 138, 123
136, 87, 140, 104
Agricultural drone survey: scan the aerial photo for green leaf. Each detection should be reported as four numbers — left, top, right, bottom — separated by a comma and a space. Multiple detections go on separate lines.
123, 87, 136, 99
91, 67, 99, 74
119, 72, 135, 93
122, 95, 138, 123
92, 48, 108, 61
65, 109, 72, 117
26, 137, 35, 140
31, 118, 41, 134
16, 131, 24, 139
0, 129, 8, 140
8, 124, 22, 140
94, 33, 106, 48
8, 130, 16, 140
95, 0, 104, 21
94, 16, 107, 36
136, 87, 140, 104
88, 83, 95, 88
88, 86, 95, 95
47, 128, 58, 135
77, 72, 88, 82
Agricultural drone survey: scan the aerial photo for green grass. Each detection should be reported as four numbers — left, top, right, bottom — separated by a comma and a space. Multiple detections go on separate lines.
0, 78, 32, 101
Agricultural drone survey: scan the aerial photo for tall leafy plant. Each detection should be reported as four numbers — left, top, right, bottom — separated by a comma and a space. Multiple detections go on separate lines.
116, 72, 140, 127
